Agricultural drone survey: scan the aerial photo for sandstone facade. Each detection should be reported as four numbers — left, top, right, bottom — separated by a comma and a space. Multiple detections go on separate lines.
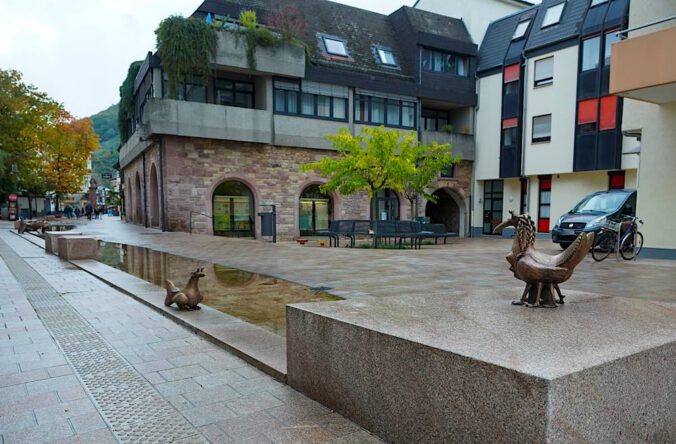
121, 136, 472, 240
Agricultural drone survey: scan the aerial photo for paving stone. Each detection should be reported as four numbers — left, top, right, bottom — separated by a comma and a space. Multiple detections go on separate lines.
49, 427, 118, 444
217, 411, 285, 441
18, 354, 68, 372
0, 369, 49, 388
25, 375, 80, 395
264, 422, 337, 444
1, 419, 74, 444
46, 365, 73, 378
168, 352, 216, 367
230, 377, 286, 397
34, 398, 97, 425
199, 423, 234, 444
165, 394, 195, 412
193, 369, 246, 388
68, 411, 108, 434
266, 397, 332, 426
183, 385, 241, 406
0, 409, 37, 433
143, 371, 166, 385
133, 359, 174, 374
313, 413, 362, 437
226, 393, 285, 416
155, 378, 204, 397
0, 391, 60, 416
233, 366, 267, 380
182, 402, 238, 427
327, 430, 383, 443
57, 386, 88, 402
159, 364, 209, 382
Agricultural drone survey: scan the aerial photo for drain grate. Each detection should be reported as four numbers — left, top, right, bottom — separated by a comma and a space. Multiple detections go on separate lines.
0, 237, 205, 443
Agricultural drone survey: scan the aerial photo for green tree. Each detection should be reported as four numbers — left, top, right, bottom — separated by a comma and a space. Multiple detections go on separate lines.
302, 127, 456, 244
400, 142, 461, 220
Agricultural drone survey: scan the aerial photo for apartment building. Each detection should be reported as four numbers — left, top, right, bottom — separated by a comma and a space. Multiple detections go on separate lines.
465, 0, 637, 239
609, 0, 676, 257
119, 0, 478, 239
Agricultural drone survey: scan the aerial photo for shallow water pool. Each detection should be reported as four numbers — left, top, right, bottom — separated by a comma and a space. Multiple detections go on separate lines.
96, 242, 341, 336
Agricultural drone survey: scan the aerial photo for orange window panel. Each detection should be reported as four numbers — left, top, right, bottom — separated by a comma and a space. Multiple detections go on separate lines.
578, 99, 598, 124
504, 64, 520, 83
600, 96, 617, 130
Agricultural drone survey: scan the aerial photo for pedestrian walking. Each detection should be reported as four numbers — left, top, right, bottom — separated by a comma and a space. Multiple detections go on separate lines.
85, 203, 93, 220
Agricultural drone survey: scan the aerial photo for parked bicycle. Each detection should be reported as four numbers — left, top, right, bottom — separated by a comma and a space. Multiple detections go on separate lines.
591, 215, 644, 262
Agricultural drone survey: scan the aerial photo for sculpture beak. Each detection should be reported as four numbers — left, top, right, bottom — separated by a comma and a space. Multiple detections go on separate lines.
493, 220, 513, 234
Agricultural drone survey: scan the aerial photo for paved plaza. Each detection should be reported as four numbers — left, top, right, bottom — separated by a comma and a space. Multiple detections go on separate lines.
1, 217, 675, 443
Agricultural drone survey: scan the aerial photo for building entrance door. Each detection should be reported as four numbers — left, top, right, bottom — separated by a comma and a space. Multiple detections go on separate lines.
483, 180, 504, 235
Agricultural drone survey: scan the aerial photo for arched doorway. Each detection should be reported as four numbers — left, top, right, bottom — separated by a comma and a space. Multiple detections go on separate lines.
212, 180, 254, 237
425, 188, 461, 234
134, 173, 142, 224
299, 184, 333, 236
149, 165, 160, 227
371, 189, 400, 221
126, 179, 133, 222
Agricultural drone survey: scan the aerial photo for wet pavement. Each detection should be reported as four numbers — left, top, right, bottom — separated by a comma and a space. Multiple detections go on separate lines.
1, 216, 674, 443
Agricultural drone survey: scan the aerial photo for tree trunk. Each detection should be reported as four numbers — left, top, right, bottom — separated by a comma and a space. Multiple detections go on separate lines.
28, 195, 33, 218
371, 192, 378, 247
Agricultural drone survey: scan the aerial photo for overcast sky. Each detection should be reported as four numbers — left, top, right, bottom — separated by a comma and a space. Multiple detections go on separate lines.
0, 0, 419, 118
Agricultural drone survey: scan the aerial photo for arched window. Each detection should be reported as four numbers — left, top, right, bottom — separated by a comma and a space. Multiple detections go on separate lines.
213, 181, 254, 237
299, 184, 333, 236
372, 189, 399, 221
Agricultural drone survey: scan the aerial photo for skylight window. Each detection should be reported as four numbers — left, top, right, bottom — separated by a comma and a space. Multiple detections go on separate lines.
323, 37, 348, 57
541, 3, 565, 28
377, 48, 397, 66
513, 20, 530, 40
590, 0, 608, 6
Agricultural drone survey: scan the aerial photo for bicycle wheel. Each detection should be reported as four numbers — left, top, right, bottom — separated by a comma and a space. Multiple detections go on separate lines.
620, 231, 644, 260
592, 231, 615, 262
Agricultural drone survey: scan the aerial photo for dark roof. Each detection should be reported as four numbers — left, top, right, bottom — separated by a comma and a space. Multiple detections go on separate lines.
477, 6, 538, 73
400, 7, 473, 43
524, 0, 590, 52
193, 0, 473, 81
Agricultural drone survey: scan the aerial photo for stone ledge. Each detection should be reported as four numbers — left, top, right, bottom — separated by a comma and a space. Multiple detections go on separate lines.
287, 291, 676, 443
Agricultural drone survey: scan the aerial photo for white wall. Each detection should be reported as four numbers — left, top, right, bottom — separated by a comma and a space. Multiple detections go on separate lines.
523, 46, 578, 176
474, 73, 502, 180
415, 0, 528, 45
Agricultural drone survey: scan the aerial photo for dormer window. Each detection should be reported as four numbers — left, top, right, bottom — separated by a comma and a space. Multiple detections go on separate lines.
541, 3, 565, 28
373, 46, 397, 67
323, 36, 348, 57
590, 0, 608, 6
512, 20, 530, 40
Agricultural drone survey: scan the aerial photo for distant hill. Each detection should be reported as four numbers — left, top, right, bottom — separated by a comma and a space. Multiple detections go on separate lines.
89, 104, 119, 182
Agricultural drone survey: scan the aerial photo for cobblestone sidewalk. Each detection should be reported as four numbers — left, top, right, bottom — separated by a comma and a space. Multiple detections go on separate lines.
0, 231, 380, 444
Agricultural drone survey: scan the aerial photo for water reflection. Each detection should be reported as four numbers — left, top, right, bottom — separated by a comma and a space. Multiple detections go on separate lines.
96, 242, 340, 336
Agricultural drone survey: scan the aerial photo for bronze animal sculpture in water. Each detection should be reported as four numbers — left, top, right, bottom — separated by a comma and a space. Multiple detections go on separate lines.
493, 211, 594, 308
164, 268, 205, 310
18, 219, 49, 235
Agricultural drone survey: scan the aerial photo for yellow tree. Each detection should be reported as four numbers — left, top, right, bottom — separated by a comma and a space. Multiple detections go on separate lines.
41, 111, 100, 210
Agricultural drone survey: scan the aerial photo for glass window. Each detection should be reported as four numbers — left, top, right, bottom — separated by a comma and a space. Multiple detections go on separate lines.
377, 48, 397, 66
534, 57, 554, 86
402, 103, 416, 128
299, 184, 332, 235
274, 89, 285, 113
590, 0, 608, 6
503, 127, 518, 146
532, 114, 552, 143
212, 181, 254, 237
324, 37, 348, 57
333, 98, 346, 120
422, 49, 469, 76
513, 20, 530, 40
287, 91, 298, 114
387, 102, 400, 126
541, 3, 565, 28
371, 98, 385, 124
604, 30, 620, 66
215, 78, 254, 108
356, 95, 368, 122
582, 36, 600, 71
301, 93, 314, 115
505, 81, 519, 95
317, 96, 331, 118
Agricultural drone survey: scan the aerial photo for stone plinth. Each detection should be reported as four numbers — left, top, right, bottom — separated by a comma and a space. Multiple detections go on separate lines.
57, 236, 98, 260
287, 291, 676, 443
45, 231, 82, 255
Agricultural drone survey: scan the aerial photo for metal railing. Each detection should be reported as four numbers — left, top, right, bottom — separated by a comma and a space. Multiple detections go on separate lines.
188, 211, 212, 234
618, 14, 676, 39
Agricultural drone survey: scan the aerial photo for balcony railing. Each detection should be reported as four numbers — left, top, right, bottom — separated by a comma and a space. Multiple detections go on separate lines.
421, 131, 475, 161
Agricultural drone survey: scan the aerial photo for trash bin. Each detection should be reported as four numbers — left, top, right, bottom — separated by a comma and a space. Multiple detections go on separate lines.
259, 212, 274, 237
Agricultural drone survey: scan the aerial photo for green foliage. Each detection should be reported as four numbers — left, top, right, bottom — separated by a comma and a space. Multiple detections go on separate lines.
117, 61, 142, 145
155, 15, 217, 99
239, 10, 257, 30
302, 126, 459, 220
106, 188, 121, 206
441, 124, 455, 134
90, 104, 120, 181
236, 10, 284, 71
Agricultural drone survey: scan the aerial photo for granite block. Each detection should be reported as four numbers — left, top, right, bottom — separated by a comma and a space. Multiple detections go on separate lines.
44, 231, 82, 255
57, 236, 97, 260
287, 291, 676, 443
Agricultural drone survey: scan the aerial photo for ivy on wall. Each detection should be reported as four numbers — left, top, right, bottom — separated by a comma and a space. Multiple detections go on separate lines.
155, 15, 217, 99
117, 61, 142, 145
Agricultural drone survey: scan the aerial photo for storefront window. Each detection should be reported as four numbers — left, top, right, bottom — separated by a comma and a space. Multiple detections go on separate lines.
299, 184, 332, 235
213, 181, 254, 237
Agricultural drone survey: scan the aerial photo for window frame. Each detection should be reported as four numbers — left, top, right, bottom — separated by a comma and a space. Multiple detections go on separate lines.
603, 29, 620, 67
214, 77, 255, 109
581, 35, 601, 72
354, 94, 417, 130
541, 3, 566, 29
421, 48, 469, 77
323, 36, 348, 57
374, 45, 398, 67
512, 20, 531, 40
532, 114, 552, 143
533, 57, 554, 87
272, 78, 348, 122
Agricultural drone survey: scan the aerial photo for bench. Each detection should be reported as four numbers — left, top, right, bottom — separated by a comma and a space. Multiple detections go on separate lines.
420, 224, 457, 245
57, 236, 98, 260
45, 231, 83, 255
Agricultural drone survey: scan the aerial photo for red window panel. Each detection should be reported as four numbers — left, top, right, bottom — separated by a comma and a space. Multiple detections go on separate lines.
502, 117, 518, 129
538, 218, 550, 233
600, 96, 617, 130
504, 64, 520, 83
539, 176, 551, 190
608, 170, 625, 189
577, 99, 598, 124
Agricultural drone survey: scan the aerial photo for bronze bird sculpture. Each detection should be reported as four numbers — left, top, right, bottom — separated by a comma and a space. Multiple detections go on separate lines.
493, 211, 594, 308
164, 268, 205, 310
